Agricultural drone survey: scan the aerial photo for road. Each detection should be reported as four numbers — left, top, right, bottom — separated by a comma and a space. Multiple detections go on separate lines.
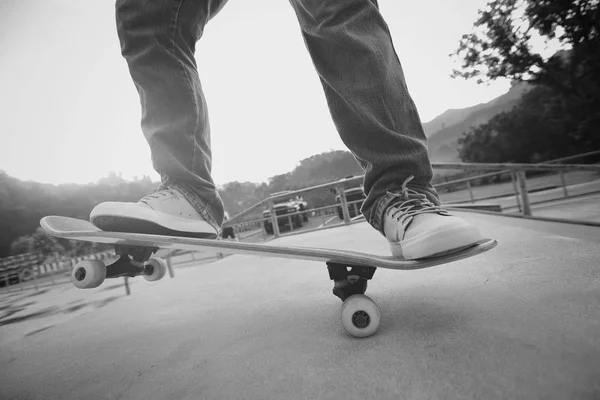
1, 212, 599, 400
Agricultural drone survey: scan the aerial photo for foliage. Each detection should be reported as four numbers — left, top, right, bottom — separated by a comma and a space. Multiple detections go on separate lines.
1, 150, 364, 257
218, 150, 363, 218
0, 171, 157, 258
453, 0, 600, 163
452, 0, 600, 88
10, 228, 65, 257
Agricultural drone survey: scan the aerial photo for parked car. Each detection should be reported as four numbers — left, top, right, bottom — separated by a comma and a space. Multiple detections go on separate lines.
335, 186, 366, 220
263, 191, 309, 234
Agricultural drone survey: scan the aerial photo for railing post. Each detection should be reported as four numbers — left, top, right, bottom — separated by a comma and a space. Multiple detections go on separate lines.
511, 171, 522, 212
466, 180, 475, 203
124, 277, 131, 296
269, 199, 280, 237
166, 254, 174, 278
288, 215, 294, 232
3, 274, 10, 293
337, 185, 351, 224
32, 266, 39, 292
516, 169, 532, 216
559, 171, 568, 197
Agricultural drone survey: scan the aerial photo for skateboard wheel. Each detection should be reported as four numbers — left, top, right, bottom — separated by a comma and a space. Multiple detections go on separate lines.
340, 294, 380, 338
144, 258, 167, 282
71, 260, 106, 289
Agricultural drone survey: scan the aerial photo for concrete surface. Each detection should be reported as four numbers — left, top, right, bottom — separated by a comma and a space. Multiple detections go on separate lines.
457, 179, 600, 215
530, 194, 600, 222
1, 213, 600, 400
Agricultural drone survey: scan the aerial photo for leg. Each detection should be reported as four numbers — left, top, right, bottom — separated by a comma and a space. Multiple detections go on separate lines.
289, 0, 483, 259
288, 0, 439, 233
115, 0, 228, 231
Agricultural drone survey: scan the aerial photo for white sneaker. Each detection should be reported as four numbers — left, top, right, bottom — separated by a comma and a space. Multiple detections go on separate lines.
383, 177, 484, 260
90, 188, 218, 238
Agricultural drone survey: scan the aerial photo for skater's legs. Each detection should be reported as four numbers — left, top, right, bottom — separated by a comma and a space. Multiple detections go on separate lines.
116, 0, 229, 230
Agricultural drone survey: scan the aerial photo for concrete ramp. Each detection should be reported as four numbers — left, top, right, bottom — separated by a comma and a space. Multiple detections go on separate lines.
1, 213, 599, 399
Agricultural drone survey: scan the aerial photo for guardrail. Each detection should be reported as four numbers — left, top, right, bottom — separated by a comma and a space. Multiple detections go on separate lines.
225, 157, 600, 238
0, 250, 115, 293
6, 156, 593, 294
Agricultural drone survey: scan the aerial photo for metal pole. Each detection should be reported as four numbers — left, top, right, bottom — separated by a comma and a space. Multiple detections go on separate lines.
3, 274, 10, 293
511, 172, 522, 212
166, 254, 174, 278
269, 200, 280, 237
32, 267, 39, 293
50, 264, 56, 286
559, 171, 568, 197
466, 180, 475, 203
338, 185, 351, 224
124, 277, 131, 296
516, 170, 532, 216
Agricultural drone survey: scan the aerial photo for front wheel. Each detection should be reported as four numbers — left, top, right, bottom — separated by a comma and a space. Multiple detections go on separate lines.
340, 294, 380, 338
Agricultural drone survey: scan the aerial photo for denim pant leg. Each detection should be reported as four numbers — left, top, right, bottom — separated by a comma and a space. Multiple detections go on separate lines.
288, 0, 441, 234
115, 0, 227, 231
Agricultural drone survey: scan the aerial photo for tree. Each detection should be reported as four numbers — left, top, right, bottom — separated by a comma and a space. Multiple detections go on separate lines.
458, 84, 599, 163
452, 0, 600, 92
10, 228, 65, 257
453, 0, 600, 162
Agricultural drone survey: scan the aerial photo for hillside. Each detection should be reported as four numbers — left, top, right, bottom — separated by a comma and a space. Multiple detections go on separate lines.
422, 104, 488, 138
0, 151, 364, 257
424, 82, 531, 162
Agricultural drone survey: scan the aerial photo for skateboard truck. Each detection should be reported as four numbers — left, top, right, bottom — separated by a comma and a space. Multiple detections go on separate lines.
105, 245, 159, 278
69, 244, 167, 290
327, 262, 376, 301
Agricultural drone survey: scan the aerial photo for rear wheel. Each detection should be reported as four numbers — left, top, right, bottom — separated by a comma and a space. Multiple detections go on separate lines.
144, 258, 167, 282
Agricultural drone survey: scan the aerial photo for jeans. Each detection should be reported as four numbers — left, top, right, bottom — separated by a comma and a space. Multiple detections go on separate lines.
115, 0, 440, 235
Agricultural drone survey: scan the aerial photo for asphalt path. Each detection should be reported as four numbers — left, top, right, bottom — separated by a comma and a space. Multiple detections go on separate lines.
2, 213, 599, 400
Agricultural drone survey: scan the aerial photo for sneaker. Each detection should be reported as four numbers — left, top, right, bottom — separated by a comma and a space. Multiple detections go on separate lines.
90, 188, 218, 238
383, 177, 484, 260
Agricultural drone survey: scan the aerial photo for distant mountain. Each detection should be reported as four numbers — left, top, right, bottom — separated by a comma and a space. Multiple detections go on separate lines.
422, 104, 488, 138
423, 82, 531, 162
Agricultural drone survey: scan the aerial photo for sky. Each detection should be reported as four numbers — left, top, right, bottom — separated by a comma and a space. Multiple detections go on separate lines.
0, 0, 514, 186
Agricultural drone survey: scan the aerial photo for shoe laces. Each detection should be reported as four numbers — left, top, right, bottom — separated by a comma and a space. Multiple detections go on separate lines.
139, 188, 176, 204
387, 176, 447, 225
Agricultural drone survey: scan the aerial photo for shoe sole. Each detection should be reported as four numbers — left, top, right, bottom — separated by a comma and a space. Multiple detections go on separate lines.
90, 203, 218, 238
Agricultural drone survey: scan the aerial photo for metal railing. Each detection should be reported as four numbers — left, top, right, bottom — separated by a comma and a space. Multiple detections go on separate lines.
225, 156, 600, 238
0, 250, 115, 293
5, 156, 595, 295
434, 163, 599, 217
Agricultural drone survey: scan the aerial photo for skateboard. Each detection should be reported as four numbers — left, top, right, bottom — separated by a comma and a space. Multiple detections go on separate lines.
40, 215, 497, 337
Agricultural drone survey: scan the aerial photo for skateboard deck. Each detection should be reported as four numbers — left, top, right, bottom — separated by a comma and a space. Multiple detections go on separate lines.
41, 216, 497, 271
